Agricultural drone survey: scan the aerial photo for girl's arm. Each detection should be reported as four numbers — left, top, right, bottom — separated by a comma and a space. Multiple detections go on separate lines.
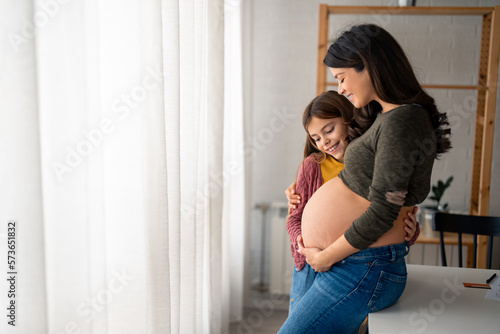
285, 156, 322, 270
405, 206, 420, 245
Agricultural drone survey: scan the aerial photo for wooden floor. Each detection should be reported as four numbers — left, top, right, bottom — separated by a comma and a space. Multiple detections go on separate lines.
228, 289, 368, 334
229, 307, 288, 334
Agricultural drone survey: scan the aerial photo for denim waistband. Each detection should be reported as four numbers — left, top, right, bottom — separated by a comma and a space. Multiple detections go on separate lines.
346, 242, 409, 261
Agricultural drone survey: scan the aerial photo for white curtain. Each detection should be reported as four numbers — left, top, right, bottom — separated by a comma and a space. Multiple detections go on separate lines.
1, 0, 246, 333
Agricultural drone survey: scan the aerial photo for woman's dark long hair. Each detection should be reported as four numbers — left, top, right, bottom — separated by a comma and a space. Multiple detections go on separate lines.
302, 90, 354, 162
323, 24, 451, 157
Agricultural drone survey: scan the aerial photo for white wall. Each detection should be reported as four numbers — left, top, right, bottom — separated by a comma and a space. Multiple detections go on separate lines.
245, 0, 500, 292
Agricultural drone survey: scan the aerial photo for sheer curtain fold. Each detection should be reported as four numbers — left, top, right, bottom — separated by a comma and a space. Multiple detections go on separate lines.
162, 0, 231, 332
2, 0, 245, 333
0, 1, 48, 333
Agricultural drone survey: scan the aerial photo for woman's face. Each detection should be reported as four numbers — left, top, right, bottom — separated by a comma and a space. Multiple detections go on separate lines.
330, 67, 376, 109
307, 116, 348, 163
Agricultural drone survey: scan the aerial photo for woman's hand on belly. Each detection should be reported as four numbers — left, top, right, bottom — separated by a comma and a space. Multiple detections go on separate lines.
298, 235, 359, 272
297, 236, 332, 272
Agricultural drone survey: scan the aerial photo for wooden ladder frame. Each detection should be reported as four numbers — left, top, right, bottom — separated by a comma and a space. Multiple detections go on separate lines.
316, 5, 500, 268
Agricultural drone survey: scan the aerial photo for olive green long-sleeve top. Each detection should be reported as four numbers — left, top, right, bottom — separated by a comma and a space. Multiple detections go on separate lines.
339, 104, 437, 249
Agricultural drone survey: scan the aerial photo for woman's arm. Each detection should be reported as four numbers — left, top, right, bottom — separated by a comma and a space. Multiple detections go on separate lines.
343, 108, 434, 249
299, 208, 420, 271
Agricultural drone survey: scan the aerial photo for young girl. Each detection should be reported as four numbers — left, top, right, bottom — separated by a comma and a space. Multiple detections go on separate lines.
279, 24, 450, 333
285, 90, 419, 314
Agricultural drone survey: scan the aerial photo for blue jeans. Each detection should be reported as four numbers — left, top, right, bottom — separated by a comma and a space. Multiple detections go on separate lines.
289, 263, 316, 314
279, 242, 408, 334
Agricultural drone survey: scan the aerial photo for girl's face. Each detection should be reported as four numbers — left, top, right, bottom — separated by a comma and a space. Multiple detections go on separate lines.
307, 116, 348, 163
329, 67, 376, 109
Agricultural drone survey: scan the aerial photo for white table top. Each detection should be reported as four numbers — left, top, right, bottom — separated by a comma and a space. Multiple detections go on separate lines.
368, 264, 500, 334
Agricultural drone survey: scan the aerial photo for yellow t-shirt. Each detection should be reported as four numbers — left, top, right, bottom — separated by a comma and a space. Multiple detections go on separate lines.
320, 155, 344, 184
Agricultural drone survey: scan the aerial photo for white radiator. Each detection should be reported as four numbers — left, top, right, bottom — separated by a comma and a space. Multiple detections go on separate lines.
268, 202, 294, 296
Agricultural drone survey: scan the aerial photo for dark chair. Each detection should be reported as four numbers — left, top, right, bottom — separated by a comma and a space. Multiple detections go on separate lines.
432, 212, 500, 269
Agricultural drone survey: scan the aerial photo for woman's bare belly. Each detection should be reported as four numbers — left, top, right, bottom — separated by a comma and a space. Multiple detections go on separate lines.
301, 177, 413, 250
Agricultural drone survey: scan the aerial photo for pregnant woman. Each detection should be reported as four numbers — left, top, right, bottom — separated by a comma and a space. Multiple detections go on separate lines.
278, 24, 451, 333
285, 90, 420, 314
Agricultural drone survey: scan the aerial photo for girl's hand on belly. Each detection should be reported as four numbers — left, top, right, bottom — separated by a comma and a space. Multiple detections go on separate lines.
297, 236, 332, 272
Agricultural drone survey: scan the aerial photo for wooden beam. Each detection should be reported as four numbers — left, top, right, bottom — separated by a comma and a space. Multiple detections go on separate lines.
316, 4, 329, 96
470, 13, 491, 217
479, 5, 500, 216
421, 85, 484, 90
327, 6, 493, 16
477, 6, 500, 268
326, 82, 484, 90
